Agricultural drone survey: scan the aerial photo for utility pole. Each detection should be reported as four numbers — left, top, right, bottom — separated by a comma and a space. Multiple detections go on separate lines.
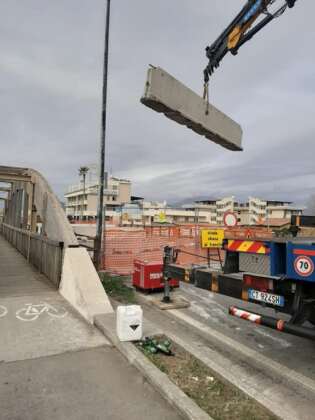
94, 0, 111, 269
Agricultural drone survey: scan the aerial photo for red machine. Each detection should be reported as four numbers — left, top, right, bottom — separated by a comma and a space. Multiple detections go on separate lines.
133, 260, 179, 292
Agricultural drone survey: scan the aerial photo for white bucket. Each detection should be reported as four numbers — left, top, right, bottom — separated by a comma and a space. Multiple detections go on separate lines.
116, 305, 143, 342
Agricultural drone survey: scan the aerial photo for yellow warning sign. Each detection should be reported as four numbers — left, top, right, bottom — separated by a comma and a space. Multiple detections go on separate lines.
158, 212, 166, 223
201, 229, 224, 249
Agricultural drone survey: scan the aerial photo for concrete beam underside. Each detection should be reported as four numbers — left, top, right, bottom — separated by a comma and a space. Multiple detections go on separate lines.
141, 67, 243, 152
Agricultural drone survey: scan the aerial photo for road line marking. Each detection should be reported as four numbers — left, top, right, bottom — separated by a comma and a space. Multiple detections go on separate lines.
0, 305, 8, 318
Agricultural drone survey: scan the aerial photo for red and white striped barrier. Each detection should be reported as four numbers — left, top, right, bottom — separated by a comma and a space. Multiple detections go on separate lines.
229, 306, 261, 324
229, 306, 315, 341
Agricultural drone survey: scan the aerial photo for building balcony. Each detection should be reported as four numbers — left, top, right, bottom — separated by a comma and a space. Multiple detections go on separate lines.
66, 184, 118, 196
104, 189, 118, 196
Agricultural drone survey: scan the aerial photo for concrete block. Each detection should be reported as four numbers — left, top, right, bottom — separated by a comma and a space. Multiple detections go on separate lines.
141, 67, 243, 151
59, 247, 113, 323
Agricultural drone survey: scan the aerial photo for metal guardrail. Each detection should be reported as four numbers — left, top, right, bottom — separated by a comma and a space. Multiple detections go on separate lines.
1, 223, 64, 288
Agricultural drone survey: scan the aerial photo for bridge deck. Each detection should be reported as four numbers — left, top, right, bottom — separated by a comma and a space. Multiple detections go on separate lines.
0, 234, 108, 364
0, 234, 54, 297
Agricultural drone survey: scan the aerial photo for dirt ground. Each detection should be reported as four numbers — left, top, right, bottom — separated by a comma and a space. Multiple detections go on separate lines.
138, 336, 278, 420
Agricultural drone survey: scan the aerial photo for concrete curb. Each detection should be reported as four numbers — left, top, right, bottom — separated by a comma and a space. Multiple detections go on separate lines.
94, 314, 212, 420
135, 290, 315, 398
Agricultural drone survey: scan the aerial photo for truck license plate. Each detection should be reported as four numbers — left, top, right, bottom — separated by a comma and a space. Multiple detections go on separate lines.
248, 289, 285, 307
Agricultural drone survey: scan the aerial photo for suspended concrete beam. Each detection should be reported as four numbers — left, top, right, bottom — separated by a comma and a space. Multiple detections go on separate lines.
141, 67, 243, 151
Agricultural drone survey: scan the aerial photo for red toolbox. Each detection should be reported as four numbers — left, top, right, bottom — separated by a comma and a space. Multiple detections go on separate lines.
133, 260, 179, 292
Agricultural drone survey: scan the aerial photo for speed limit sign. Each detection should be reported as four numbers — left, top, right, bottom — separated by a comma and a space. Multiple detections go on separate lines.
294, 256, 314, 277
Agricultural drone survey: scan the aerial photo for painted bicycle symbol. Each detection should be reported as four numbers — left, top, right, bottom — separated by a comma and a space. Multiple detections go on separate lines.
0, 305, 8, 318
16, 302, 68, 322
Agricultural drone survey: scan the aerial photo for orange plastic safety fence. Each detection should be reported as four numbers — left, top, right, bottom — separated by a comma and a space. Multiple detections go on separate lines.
101, 225, 225, 275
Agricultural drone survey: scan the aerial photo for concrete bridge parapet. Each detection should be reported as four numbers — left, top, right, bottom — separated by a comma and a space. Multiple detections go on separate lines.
0, 165, 113, 322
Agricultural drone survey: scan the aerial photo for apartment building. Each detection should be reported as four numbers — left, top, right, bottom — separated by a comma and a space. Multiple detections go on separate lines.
215, 196, 235, 224
118, 196, 304, 227
187, 197, 304, 226
119, 200, 213, 226
120, 200, 188, 226
65, 174, 131, 221
64, 168, 304, 227
192, 200, 221, 224
247, 197, 303, 225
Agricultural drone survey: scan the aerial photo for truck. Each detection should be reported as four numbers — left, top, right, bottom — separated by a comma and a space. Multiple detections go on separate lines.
163, 217, 315, 340
143, 0, 313, 339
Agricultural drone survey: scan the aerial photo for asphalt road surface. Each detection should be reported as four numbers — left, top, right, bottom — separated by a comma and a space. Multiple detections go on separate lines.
136, 282, 315, 419
178, 282, 315, 379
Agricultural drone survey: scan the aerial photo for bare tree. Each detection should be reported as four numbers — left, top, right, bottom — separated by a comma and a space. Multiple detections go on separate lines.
78, 166, 89, 221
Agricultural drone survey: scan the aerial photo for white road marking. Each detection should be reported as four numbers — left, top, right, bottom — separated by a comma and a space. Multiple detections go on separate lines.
0, 305, 8, 318
16, 302, 68, 322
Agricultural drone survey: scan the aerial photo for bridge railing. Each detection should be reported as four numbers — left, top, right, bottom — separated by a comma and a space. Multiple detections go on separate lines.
1, 223, 64, 287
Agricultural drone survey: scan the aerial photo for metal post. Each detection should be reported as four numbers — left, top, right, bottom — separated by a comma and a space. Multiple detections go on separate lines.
27, 229, 31, 262
82, 172, 86, 221
94, 0, 111, 269
162, 246, 172, 303
80, 180, 84, 221
79, 167, 89, 221
207, 248, 211, 268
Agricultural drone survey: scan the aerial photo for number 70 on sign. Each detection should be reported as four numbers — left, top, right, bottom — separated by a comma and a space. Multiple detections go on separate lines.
201, 229, 225, 249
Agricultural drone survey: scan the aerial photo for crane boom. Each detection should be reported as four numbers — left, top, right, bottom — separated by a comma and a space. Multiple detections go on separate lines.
204, 0, 298, 82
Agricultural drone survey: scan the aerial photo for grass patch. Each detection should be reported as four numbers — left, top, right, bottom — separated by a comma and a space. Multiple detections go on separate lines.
137, 335, 278, 420
99, 273, 136, 304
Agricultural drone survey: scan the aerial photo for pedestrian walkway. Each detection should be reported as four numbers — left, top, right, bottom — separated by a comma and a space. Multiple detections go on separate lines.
0, 234, 53, 297
0, 233, 108, 362
0, 234, 183, 419
0, 346, 183, 420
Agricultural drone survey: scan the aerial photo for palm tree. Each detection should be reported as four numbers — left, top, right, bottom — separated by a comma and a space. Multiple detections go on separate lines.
78, 166, 89, 221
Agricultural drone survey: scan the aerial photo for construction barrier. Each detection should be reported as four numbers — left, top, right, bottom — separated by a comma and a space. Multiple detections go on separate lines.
102, 225, 225, 275
70, 223, 274, 275
225, 227, 273, 239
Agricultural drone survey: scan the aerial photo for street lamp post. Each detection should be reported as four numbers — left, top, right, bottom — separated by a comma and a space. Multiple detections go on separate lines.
79, 166, 89, 221
94, 0, 111, 269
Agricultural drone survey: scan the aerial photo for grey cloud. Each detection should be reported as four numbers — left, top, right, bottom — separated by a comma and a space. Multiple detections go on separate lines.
0, 0, 314, 205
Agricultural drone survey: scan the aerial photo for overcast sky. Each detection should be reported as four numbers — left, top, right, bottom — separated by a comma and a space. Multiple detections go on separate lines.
0, 1, 314, 205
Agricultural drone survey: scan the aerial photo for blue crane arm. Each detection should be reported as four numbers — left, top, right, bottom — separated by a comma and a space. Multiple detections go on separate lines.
204, 0, 298, 82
